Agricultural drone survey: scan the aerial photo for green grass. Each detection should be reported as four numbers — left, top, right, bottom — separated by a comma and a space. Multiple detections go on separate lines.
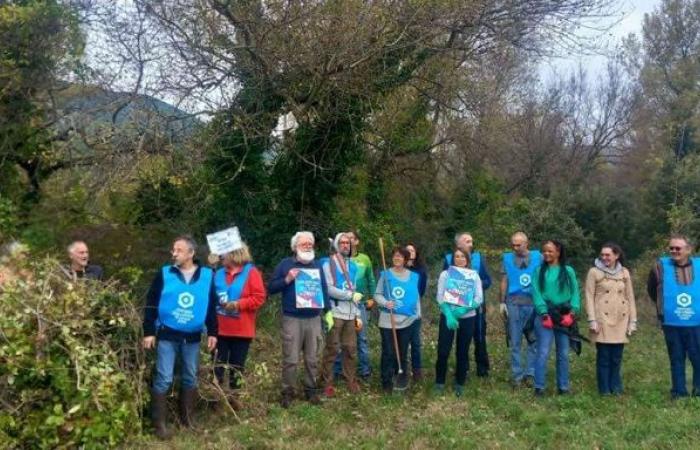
128, 301, 700, 449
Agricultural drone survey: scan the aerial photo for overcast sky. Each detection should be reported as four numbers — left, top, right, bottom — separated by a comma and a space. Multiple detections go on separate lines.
540, 0, 660, 81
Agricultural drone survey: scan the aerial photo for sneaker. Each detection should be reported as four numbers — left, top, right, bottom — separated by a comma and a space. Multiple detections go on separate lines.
557, 388, 569, 396
412, 369, 423, 383
454, 384, 464, 397
395, 373, 409, 391
433, 383, 445, 395
323, 385, 336, 398
534, 388, 545, 398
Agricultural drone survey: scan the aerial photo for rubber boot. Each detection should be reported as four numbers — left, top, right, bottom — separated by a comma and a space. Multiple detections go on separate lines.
150, 390, 172, 440
179, 387, 197, 428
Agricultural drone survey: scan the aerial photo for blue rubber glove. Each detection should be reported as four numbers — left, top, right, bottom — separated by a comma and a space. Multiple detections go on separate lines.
440, 303, 458, 330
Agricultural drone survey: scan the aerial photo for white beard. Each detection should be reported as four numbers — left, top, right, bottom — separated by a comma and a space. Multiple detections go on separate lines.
297, 250, 315, 263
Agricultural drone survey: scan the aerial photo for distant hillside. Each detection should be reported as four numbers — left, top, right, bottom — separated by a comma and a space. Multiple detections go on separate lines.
51, 84, 201, 148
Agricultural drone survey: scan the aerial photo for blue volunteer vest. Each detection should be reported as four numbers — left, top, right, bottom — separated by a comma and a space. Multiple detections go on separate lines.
214, 263, 254, 318
382, 270, 419, 316
503, 250, 542, 297
158, 265, 213, 333
320, 256, 358, 290
661, 257, 700, 327
444, 251, 481, 272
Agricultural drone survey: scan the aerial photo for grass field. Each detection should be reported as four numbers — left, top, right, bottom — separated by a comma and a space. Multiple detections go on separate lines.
130, 296, 700, 449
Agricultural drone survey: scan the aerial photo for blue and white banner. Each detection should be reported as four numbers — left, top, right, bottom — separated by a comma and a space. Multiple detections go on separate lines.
295, 268, 324, 309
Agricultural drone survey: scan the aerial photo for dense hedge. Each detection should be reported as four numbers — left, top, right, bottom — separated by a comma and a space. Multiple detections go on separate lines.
0, 256, 145, 448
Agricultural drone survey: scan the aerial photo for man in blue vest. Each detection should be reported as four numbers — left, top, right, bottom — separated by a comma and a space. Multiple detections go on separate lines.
143, 236, 218, 439
499, 232, 541, 387
319, 232, 363, 396
444, 232, 492, 377
647, 234, 700, 399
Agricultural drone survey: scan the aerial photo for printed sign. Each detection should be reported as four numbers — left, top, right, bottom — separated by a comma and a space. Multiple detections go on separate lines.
442, 266, 477, 307
295, 268, 324, 309
206, 227, 243, 255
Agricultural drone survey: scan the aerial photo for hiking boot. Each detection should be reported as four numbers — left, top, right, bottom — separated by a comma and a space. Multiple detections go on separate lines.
280, 388, 294, 409
305, 388, 322, 405
179, 388, 197, 428
557, 388, 570, 396
150, 390, 173, 440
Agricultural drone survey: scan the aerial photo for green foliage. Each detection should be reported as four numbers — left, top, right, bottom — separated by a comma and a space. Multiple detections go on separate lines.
0, 256, 145, 449
0, 196, 18, 241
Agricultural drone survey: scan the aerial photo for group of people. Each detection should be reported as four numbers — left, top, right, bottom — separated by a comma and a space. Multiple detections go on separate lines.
58, 230, 700, 440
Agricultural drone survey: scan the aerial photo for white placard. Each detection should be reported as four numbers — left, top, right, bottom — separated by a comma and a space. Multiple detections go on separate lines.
206, 227, 243, 255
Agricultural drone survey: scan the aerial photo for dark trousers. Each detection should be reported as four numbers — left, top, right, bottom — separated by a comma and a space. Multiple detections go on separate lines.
380, 326, 411, 388
662, 325, 700, 397
409, 318, 422, 372
596, 343, 624, 395
435, 314, 476, 386
473, 308, 489, 375
214, 336, 252, 389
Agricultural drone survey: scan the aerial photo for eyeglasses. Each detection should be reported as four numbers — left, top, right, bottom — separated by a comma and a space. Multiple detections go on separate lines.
669, 246, 683, 251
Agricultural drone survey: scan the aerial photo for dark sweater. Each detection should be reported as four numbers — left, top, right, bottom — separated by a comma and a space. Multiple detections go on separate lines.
267, 256, 330, 318
143, 264, 219, 342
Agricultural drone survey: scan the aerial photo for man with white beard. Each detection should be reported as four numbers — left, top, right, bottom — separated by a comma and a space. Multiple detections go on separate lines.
268, 231, 330, 408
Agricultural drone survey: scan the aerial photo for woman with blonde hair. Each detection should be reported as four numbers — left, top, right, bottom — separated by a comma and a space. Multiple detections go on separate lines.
213, 243, 266, 409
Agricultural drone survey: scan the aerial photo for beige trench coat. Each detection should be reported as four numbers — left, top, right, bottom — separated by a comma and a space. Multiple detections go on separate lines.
584, 266, 637, 344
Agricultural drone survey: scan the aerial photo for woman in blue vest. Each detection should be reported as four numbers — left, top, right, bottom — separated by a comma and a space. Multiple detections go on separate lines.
434, 248, 483, 396
214, 243, 266, 410
374, 246, 420, 393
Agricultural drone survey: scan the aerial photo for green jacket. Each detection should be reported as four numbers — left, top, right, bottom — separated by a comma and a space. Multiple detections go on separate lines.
352, 252, 377, 298
532, 264, 580, 315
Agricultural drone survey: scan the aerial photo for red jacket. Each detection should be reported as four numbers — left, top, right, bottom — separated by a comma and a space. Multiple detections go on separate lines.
217, 265, 266, 338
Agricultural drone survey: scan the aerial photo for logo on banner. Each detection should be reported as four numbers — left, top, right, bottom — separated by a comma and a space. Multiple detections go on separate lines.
178, 292, 195, 308
392, 287, 405, 299
519, 273, 532, 287
677, 293, 692, 308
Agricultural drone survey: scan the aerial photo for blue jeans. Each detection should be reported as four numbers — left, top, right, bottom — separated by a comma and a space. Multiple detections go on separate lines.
409, 318, 422, 372
596, 343, 624, 395
506, 300, 536, 382
534, 317, 570, 391
153, 339, 201, 394
334, 303, 371, 377
662, 325, 700, 397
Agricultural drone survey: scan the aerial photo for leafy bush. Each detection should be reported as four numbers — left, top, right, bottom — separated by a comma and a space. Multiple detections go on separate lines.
0, 256, 145, 448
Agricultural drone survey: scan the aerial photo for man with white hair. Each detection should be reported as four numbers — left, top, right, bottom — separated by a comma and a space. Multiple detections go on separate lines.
268, 231, 330, 408
62, 240, 103, 281
318, 232, 363, 397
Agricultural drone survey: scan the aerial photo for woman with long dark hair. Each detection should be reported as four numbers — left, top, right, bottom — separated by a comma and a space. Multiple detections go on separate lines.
532, 240, 580, 396
405, 242, 428, 381
585, 242, 637, 395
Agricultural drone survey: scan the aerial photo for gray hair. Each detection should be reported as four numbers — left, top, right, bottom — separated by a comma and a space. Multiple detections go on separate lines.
174, 235, 197, 255
454, 232, 472, 245
67, 240, 87, 254
290, 231, 315, 251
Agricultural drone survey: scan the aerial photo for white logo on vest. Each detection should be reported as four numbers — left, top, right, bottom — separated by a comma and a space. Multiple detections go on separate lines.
677, 293, 692, 308
519, 273, 532, 287
392, 287, 405, 300
178, 292, 195, 309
